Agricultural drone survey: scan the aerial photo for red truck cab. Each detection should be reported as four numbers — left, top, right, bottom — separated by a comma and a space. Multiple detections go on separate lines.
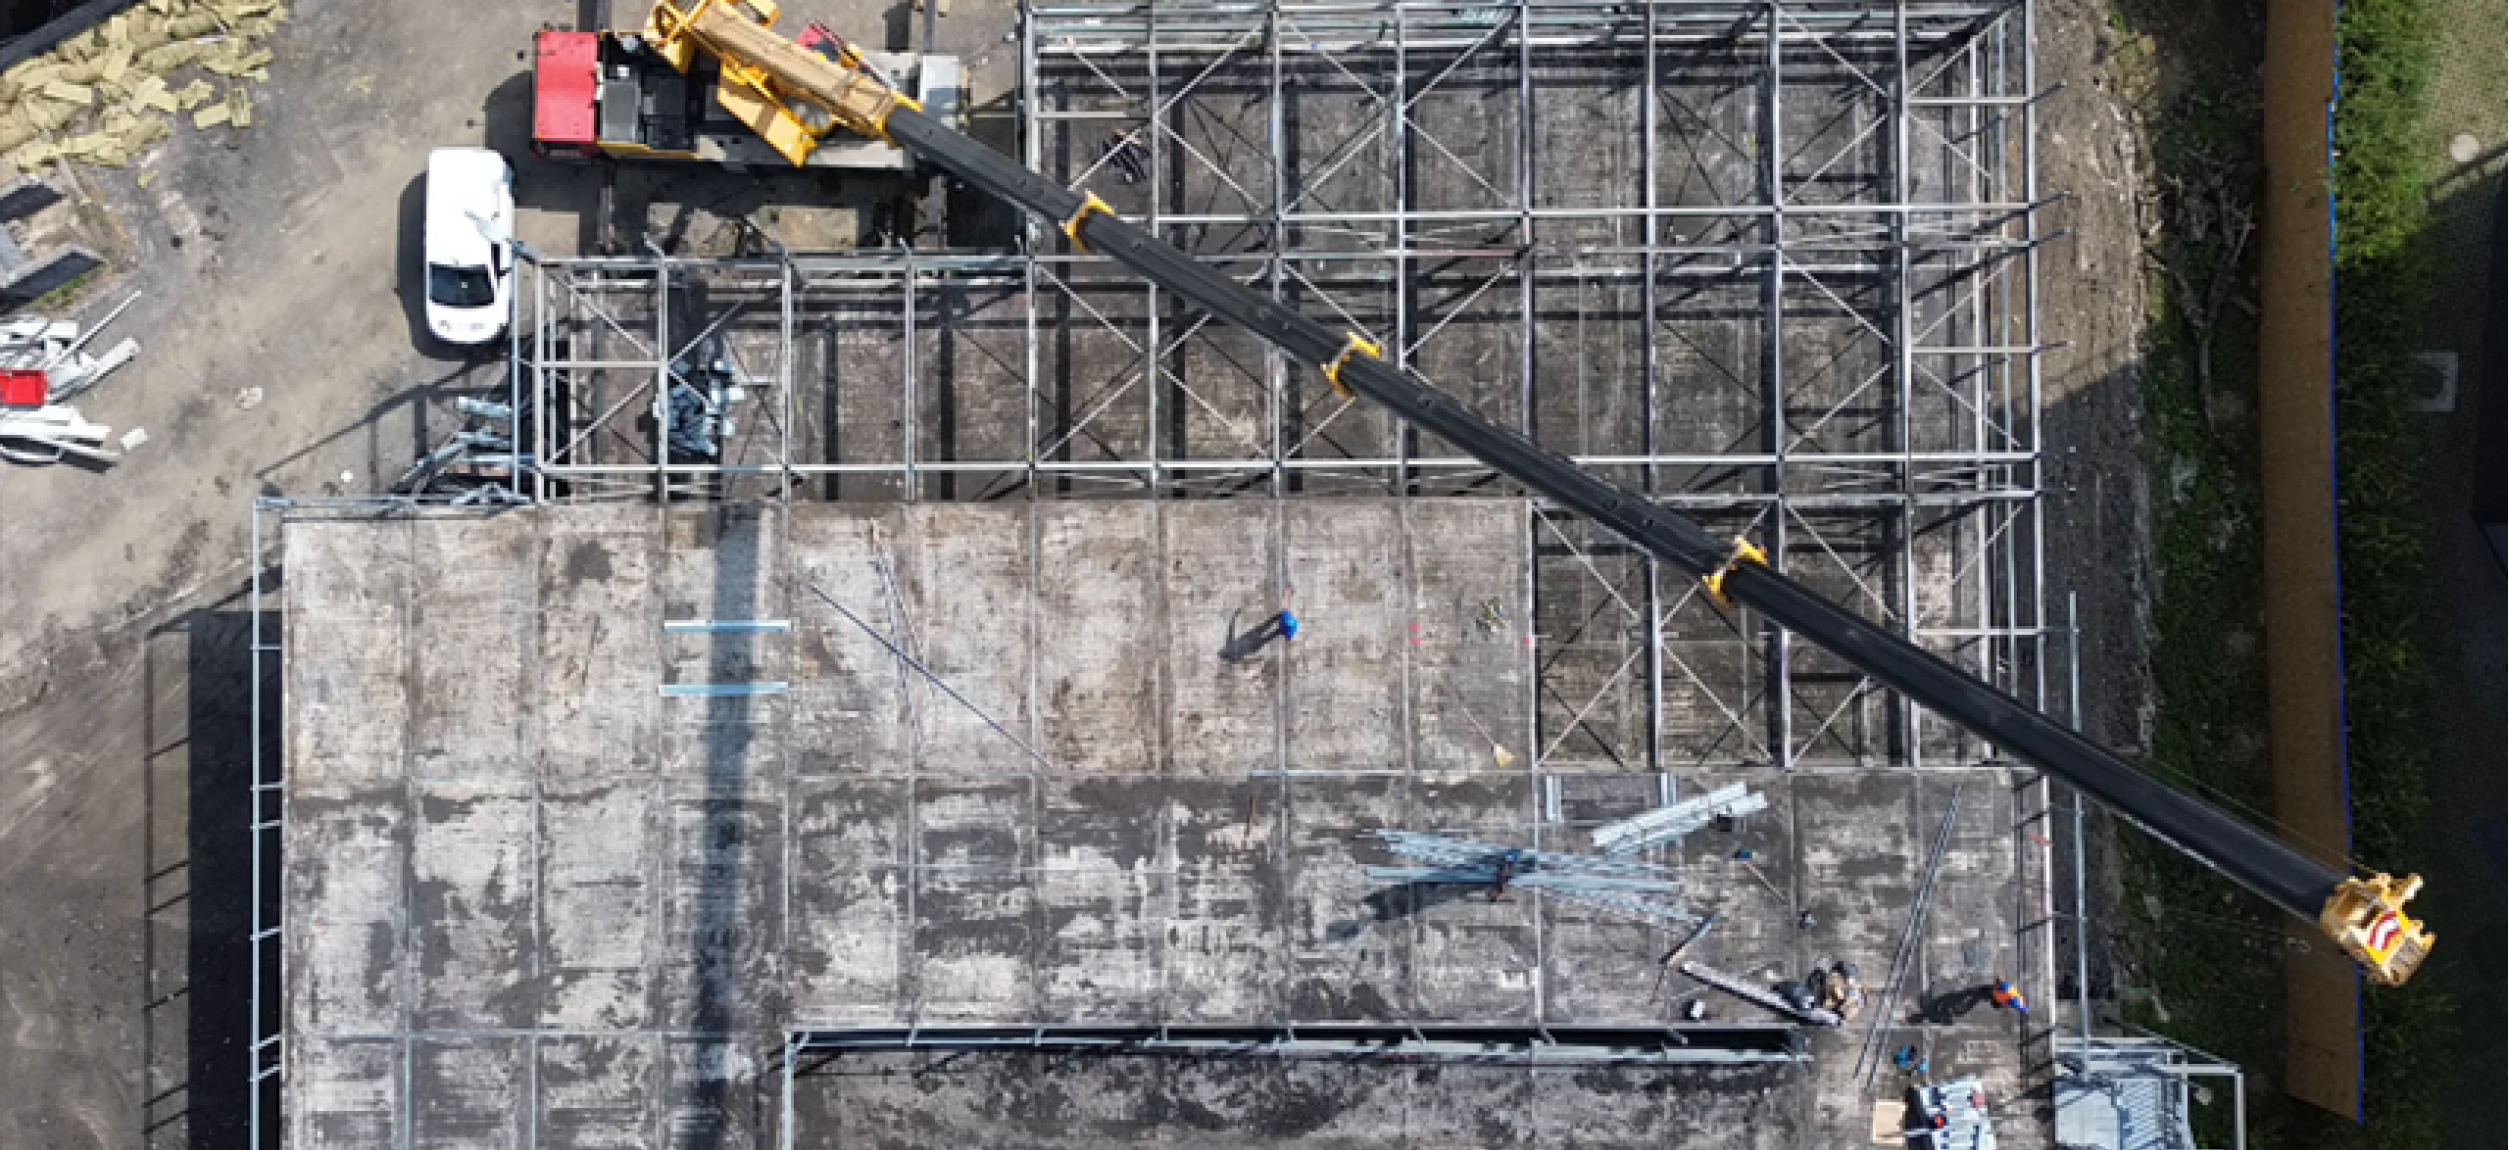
531, 30, 602, 161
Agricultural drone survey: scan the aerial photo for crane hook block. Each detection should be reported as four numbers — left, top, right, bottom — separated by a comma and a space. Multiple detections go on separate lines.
1702, 536, 1768, 610
2320, 872, 2433, 986
1322, 333, 1383, 397
1062, 192, 1114, 253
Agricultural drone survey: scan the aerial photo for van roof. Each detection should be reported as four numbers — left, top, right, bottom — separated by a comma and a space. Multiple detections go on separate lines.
425, 148, 509, 269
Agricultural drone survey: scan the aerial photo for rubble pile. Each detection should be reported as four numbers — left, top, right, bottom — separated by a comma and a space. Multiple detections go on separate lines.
0, 0, 287, 171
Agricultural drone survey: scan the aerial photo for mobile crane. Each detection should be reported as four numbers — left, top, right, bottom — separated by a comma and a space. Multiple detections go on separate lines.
531, 15, 959, 171
625, 0, 2434, 986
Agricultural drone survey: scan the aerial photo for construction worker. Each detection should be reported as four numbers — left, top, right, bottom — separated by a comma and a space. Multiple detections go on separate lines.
1489, 849, 1524, 901
1820, 961, 1866, 1020
1891, 1045, 1929, 1079
1237, 593, 1300, 653
1255, 590, 1299, 642
1988, 978, 2028, 1015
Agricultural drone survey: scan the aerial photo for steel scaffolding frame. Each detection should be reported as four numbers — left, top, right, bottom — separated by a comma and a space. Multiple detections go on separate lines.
516, 0, 2047, 773
260, 10, 2052, 1146
1027, 0, 2052, 777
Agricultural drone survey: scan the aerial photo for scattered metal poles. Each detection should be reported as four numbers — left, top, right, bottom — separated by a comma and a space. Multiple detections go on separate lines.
1364, 829, 1701, 928
1591, 785, 1769, 856
1855, 786, 1966, 1088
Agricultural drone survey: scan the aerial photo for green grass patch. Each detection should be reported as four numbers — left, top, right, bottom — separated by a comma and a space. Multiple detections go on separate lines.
2125, 89, 2285, 1150
2109, 7, 2284, 1136
2329, 1, 2447, 1146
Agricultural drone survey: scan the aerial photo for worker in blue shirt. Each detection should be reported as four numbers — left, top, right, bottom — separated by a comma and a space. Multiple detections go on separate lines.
1253, 592, 1298, 644
1892, 1045, 1929, 1079
1231, 592, 1300, 657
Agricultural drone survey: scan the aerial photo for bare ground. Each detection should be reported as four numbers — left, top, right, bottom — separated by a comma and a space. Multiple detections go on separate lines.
2035, 0, 2157, 757
0, 2, 901, 1146
2030, 0, 2161, 1011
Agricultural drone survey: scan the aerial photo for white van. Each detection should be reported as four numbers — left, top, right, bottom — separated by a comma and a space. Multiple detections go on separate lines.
423, 148, 516, 345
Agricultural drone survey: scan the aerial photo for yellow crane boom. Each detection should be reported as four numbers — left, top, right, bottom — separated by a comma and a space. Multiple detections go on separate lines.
642, 0, 919, 166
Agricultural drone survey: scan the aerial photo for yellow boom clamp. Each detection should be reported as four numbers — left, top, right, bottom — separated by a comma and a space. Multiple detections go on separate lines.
2321, 871, 2434, 986
1322, 333, 1383, 396
1701, 536, 1767, 610
1062, 192, 1114, 253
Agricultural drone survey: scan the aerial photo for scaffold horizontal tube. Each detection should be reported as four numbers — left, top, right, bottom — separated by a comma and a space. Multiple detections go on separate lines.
792, 1023, 1806, 1063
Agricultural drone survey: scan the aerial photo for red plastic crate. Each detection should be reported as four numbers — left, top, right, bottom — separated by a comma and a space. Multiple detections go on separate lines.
0, 368, 45, 408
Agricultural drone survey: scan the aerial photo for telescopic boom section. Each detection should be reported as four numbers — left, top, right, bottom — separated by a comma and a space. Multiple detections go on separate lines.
642, 0, 920, 166
631, 1, 2435, 987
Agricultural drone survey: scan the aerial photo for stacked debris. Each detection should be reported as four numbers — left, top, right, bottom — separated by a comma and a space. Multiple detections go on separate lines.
0, 291, 143, 466
0, 0, 287, 173
1907, 1078, 1997, 1150
1588, 783, 1769, 857
0, 403, 115, 464
395, 395, 527, 501
0, 292, 141, 402
1363, 830, 1701, 928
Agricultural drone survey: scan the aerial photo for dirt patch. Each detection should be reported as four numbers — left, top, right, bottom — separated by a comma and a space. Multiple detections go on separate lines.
2028, 0, 2169, 1039
2034, 0, 2160, 760
0, 3, 564, 1146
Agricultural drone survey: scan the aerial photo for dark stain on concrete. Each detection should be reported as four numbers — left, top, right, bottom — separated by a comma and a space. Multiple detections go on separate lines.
563, 538, 614, 584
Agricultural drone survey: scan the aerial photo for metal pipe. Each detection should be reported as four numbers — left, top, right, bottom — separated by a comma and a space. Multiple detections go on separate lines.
2233, 1068, 2247, 1150
246, 497, 268, 1150
1893, 0, 1920, 766
1146, 0, 1164, 495
525, 450, 2044, 471
791, 1022, 1807, 1063
2070, 591, 2091, 1046
1763, 0, 1791, 771
1089, 202, 2051, 222
1640, 0, 1663, 774
902, 249, 918, 497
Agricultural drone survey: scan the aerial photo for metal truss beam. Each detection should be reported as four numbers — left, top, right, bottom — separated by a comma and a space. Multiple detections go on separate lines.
786, 1023, 1808, 1065
508, 0, 2048, 776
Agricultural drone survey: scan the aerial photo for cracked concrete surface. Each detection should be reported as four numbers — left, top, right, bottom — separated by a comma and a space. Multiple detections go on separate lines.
280, 502, 2049, 1149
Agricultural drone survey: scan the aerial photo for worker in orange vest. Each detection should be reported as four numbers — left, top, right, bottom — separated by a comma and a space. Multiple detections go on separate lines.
1988, 978, 2028, 1015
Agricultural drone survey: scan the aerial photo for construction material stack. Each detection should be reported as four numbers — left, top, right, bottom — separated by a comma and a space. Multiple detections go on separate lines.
0, 293, 139, 466
1907, 1079, 1997, 1150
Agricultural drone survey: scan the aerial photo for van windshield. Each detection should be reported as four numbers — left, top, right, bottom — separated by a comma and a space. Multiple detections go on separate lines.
427, 263, 496, 308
